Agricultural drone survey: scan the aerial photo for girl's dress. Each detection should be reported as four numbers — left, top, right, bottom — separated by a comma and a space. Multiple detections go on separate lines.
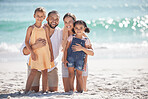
28, 25, 54, 70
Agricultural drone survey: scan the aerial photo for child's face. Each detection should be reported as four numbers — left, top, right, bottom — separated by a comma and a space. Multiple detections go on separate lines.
34, 11, 45, 23
47, 13, 59, 29
74, 24, 85, 35
64, 16, 74, 31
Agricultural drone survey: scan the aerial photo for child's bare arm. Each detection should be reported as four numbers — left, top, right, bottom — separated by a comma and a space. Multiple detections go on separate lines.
25, 26, 36, 60
45, 27, 54, 62
25, 26, 32, 52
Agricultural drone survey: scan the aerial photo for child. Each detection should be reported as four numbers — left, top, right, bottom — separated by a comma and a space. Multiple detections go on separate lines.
64, 20, 91, 93
25, 7, 54, 93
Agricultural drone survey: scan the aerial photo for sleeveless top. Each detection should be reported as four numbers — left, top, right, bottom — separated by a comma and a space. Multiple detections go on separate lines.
28, 26, 54, 70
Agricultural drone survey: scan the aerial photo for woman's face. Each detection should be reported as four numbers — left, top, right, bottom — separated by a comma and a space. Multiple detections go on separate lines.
64, 16, 74, 31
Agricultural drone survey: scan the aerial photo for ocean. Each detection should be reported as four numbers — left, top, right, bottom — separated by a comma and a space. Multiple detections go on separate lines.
0, 0, 148, 61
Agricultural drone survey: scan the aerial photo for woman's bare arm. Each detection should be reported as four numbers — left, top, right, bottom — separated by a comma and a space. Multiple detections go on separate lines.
64, 41, 71, 67
72, 44, 94, 56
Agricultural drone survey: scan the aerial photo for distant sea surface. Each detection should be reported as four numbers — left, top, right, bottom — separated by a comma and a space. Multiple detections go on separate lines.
0, 0, 148, 60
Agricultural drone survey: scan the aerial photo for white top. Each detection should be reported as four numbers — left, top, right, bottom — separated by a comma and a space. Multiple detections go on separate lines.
20, 27, 63, 72
67, 35, 91, 46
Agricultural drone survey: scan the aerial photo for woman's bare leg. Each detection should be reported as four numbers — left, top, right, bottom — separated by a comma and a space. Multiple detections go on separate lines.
62, 77, 70, 92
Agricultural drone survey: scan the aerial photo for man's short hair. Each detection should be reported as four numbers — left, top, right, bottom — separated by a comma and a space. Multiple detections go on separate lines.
47, 10, 59, 17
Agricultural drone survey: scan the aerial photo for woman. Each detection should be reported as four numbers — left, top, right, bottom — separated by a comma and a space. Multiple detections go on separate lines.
62, 13, 94, 92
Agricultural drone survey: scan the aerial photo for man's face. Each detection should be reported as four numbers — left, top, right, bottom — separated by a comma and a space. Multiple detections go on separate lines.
47, 13, 59, 29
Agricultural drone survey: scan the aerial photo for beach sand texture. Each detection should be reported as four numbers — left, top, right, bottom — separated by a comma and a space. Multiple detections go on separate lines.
0, 59, 148, 99
0, 0, 148, 98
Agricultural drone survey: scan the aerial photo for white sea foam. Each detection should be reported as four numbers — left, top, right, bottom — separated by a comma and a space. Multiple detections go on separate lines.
92, 41, 148, 49
0, 42, 22, 53
91, 42, 148, 59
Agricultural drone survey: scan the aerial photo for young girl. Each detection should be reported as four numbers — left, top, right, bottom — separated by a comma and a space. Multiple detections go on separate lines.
25, 7, 54, 93
64, 20, 91, 92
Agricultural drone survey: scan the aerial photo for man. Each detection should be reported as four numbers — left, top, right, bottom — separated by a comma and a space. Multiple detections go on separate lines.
21, 10, 62, 92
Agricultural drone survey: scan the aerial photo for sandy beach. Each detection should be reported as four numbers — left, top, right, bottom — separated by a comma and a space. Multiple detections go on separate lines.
0, 58, 148, 99
0, 0, 148, 98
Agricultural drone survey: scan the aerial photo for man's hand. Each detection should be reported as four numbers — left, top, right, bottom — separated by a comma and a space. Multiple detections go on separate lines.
34, 38, 46, 49
23, 38, 46, 55
72, 43, 83, 52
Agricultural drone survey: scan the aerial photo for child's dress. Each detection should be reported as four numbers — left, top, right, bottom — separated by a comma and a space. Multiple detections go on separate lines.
28, 26, 54, 70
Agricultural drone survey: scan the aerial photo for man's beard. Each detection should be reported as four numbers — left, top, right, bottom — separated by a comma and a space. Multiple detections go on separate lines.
48, 21, 58, 29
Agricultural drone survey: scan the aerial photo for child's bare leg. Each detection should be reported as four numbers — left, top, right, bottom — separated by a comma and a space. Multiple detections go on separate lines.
68, 67, 75, 91
76, 77, 80, 91
76, 69, 83, 92
25, 69, 37, 93
76, 76, 87, 92
42, 69, 48, 92
72, 72, 75, 90
31, 86, 40, 92
83, 76, 87, 91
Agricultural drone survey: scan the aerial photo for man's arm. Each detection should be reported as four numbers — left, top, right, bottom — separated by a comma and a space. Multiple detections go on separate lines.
45, 26, 54, 62
22, 38, 46, 55
23, 44, 38, 55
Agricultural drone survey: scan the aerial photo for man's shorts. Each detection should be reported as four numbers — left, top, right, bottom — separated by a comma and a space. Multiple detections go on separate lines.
62, 62, 88, 78
27, 64, 58, 87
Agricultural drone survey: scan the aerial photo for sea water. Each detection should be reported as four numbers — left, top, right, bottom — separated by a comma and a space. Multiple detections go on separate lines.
0, 0, 148, 61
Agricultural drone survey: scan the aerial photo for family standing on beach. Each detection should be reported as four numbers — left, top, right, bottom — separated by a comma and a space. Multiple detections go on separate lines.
20, 7, 94, 94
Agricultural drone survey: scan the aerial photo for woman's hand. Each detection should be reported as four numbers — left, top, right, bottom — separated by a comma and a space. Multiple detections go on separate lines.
64, 60, 69, 68
63, 26, 69, 32
83, 64, 87, 71
72, 43, 84, 52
